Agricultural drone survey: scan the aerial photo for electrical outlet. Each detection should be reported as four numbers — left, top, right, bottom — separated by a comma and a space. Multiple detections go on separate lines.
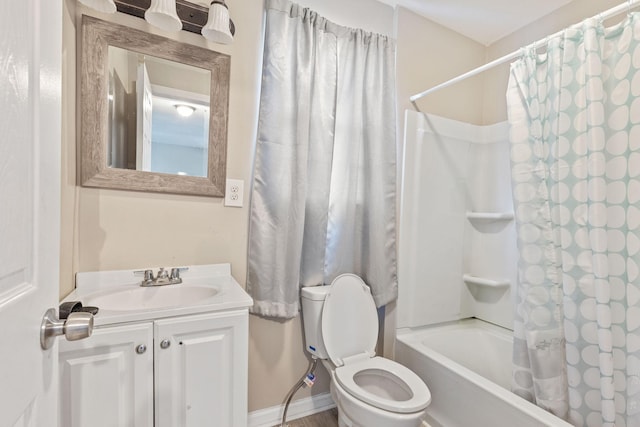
225, 179, 244, 207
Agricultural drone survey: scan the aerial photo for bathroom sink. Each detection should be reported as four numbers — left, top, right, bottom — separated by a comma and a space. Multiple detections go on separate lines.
83, 285, 219, 311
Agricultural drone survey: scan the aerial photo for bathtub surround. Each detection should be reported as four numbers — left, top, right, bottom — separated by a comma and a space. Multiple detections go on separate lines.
398, 2, 640, 426
398, 111, 517, 331
247, 0, 398, 318
397, 111, 578, 426
507, 12, 640, 426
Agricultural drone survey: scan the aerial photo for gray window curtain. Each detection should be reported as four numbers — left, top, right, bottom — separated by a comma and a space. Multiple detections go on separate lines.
247, 0, 397, 318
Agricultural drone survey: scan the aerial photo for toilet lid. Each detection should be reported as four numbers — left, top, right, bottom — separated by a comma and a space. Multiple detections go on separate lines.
335, 356, 432, 413
321, 274, 378, 367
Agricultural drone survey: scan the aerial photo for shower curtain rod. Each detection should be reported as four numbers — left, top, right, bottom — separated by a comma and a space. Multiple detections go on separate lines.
410, 0, 639, 105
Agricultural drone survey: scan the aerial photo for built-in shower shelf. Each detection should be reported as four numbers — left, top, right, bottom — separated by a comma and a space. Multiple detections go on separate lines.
463, 274, 510, 288
466, 212, 514, 221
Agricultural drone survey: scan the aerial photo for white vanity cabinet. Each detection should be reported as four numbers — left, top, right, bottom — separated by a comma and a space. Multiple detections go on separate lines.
60, 264, 253, 427
59, 309, 249, 427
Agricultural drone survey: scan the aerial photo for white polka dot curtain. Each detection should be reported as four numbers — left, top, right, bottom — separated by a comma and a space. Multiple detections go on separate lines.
507, 14, 640, 427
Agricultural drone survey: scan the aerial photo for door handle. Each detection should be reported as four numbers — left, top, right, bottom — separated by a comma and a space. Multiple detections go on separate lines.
40, 308, 94, 350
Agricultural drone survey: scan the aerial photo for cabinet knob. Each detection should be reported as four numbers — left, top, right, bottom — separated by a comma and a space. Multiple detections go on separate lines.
160, 339, 171, 349
136, 344, 147, 354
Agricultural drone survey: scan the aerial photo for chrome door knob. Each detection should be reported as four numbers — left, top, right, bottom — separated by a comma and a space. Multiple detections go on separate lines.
160, 339, 171, 349
40, 308, 94, 350
136, 344, 147, 354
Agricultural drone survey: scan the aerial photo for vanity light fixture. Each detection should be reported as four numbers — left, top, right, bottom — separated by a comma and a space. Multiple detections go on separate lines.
145, 0, 182, 32
80, 1, 236, 42
78, 0, 116, 13
201, 0, 234, 44
174, 104, 196, 117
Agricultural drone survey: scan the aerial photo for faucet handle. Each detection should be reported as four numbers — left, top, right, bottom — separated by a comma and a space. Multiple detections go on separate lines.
170, 267, 189, 282
134, 269, 155, 281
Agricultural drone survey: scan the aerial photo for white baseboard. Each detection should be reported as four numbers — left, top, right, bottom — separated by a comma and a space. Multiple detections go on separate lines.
248, 392, 336, 427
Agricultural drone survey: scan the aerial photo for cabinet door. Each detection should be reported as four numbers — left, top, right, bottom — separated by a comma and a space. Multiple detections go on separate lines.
155, 310, 249, 427
59, 322, 154, 427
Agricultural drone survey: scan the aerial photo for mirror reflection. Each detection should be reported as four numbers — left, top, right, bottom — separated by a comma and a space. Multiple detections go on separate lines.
107, 46, 211, 177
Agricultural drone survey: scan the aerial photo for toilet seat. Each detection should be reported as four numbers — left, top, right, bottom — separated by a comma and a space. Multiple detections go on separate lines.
321, 274, 378, 367
335, 357, 431, 413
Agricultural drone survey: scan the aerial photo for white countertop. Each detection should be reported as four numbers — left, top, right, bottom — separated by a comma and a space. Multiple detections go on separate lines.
62, 263, 253, 327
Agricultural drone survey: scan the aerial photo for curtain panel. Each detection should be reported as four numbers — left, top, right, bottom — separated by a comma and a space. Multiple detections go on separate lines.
247, 0, 398, 318
508, 14, 640, 427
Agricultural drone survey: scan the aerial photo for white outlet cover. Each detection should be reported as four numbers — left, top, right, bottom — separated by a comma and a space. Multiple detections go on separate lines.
225, 179, 244, 207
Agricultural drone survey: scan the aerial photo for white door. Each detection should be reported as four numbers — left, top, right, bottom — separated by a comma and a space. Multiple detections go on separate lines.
0, 0, 63, 426
136, 61, 153, 171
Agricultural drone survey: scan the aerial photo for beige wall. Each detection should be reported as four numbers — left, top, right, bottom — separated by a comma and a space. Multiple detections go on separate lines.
396, 6, 487, 127
62, 0, 274, 412
390, 11, 487, 359
394, 0, 625, 127
482, 0, 623, 124
61, 0, 394, 413
61, 0, 257, 294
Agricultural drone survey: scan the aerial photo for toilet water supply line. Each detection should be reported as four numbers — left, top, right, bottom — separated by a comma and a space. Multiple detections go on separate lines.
280, 356, 318, 427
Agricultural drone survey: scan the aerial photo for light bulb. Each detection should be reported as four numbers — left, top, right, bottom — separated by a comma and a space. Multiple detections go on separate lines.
145, 0, 182, 32
202, 1, 233, 44
175, 104, 196, 117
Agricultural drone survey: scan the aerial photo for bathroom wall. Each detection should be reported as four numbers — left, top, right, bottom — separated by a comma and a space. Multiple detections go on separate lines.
395, 6, 486, 129
296, 0, 394, 34
394, 0, 626, 129
482, 0, 622, 124
60, 0, 253, 295
61, 0, 278, 414
60, 0, 396, 414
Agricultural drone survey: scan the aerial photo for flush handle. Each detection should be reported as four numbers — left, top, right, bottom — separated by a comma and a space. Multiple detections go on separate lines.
40, 308, 94, 350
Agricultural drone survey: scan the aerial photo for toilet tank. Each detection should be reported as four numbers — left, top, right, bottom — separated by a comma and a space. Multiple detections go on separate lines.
300, 285, 330, 359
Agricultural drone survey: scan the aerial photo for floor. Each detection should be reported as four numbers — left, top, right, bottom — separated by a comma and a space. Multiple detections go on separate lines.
277, 408, 339, 427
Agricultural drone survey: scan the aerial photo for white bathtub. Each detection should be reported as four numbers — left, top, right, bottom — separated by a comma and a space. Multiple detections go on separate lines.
395, 319, 572, 427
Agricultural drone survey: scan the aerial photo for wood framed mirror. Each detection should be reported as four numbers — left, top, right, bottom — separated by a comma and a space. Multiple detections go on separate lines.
80, 15, 230, 197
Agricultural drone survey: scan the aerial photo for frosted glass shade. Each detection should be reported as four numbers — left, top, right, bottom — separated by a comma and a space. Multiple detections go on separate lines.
78, 0, 116, 14
202, 2, 233, 44
145, 0, 182, 32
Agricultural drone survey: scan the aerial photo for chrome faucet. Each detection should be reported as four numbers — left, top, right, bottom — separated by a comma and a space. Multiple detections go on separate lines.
135, 267, 188, 287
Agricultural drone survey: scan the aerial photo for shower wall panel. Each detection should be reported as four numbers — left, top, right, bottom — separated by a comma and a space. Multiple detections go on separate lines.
398, 110, 517, 330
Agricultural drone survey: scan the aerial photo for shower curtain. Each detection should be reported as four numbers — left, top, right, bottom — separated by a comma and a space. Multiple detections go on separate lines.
246, 0, 397, 318
508, 13, 640, 427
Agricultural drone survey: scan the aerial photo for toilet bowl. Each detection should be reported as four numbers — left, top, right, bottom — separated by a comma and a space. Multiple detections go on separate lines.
300, 274, 431, 427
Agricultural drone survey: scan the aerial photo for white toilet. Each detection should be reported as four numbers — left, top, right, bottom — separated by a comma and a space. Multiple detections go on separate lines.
300, 274, 431, 427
